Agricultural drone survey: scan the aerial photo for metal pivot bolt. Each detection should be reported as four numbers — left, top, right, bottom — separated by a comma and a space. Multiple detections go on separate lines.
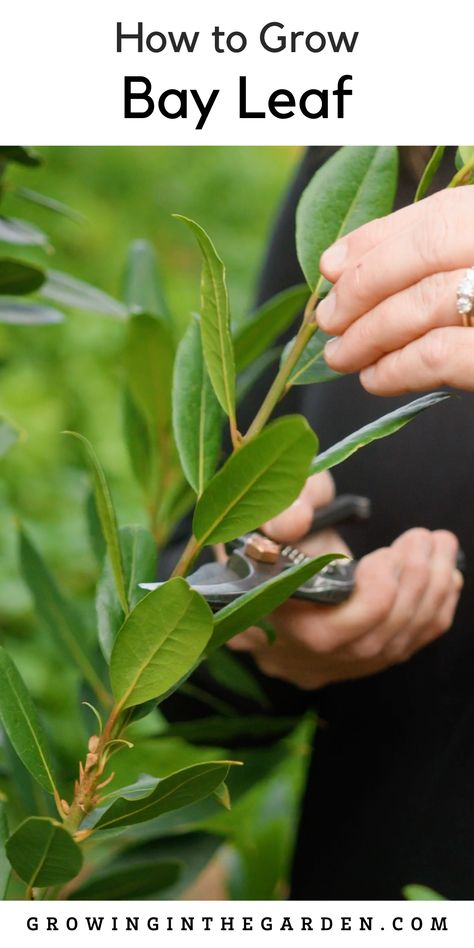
244, 533, 282, 564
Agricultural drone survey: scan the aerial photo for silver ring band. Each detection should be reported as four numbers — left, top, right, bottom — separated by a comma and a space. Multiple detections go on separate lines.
457, 267, 474, 326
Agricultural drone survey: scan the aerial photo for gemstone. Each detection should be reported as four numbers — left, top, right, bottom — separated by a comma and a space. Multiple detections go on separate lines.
457, 296, 472, 314
458, 278, 474, 297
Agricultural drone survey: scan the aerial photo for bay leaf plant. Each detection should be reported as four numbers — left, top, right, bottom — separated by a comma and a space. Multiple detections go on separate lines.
0, 146, 127, 325
0, 146, 462, 900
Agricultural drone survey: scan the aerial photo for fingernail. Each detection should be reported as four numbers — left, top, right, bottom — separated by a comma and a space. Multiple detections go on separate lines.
321, 241, 347, 274
324, 337, 341, 361
317, 291, 337, 328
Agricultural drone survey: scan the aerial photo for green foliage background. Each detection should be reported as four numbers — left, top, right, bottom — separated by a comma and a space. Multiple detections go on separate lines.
0, 147, 297, 623
0, 147, 315, 899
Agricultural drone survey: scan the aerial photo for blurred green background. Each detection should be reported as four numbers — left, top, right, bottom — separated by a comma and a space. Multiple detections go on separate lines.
0, 146, 299, 620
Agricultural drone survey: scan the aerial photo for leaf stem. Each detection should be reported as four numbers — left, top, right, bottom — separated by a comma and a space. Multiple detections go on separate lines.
171, 535, 202, 578
229, 415, 243, 451
447, 154, 474, 188
244, 308, 318, 442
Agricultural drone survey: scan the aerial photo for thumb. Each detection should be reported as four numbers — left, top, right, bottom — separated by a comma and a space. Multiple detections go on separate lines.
263, 472, 335, 543
263, 497, 315, 543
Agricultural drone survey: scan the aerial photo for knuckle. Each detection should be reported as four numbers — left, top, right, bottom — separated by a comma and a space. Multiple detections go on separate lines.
307, 470, 335, 505
434, 529, 459, 556
354, 313, 378, 353
356, 551, 398, 619
341, 260, 369, 309
367, 216, 387, 242
371, 576, 398, 620
367, 590, 396, 626
405, 559, 430, 594
418, 330, 447, 379
356, 547, 389, 580
347, 635, 382, 661
407, 526, 432, 546
413, 208, 451, 269
413, 273, 447, 327
433, 568, 455, 604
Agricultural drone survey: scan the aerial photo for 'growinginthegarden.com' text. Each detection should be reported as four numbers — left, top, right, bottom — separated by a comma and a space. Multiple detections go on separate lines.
23, 912, 448, 934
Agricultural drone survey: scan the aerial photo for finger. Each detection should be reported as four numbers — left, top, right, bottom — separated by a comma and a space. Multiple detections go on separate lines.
273, 547, 400, 651
297, 528, 351, 559
383, 530, 459, 662
317, 189, 474, 334
303, 471, 335, 508
227, 627, 269, 653
262, 497, 315, 543
319, 192, 446, 282
263, 471, 334, 542
407, 530, 459, 639
324, 269, 463, 374
359, 327, 474, 395
342, 528, 433, 661
419, 586, 461, 648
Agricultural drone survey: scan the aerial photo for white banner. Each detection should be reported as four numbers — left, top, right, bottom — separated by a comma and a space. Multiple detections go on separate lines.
0, 899, 465, 947
0, 0, 470, 144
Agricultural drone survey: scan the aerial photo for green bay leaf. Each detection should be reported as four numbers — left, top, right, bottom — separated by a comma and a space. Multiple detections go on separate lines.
41, 270, 126, 318
110, 578, 213, 710
0, 259, 45, 295
296, 146, 398, 293
193, 415, 317, 546
122, 239, 171, 326
94, 761, 234, 831
282, 330, 341, 385
0, 647, 57, 795
234, 285, 308, 372
64, 432, 128, 615
174, 216, 236, 425
173, 315, 222, 495
6, 817, 82, 888
210, 554, 341, 649
310, 392, 451, 475
97, 524, 157, 662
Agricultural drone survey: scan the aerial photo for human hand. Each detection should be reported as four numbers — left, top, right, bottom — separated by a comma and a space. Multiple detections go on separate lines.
228, 477, 463, 690
317, 187, 474, 395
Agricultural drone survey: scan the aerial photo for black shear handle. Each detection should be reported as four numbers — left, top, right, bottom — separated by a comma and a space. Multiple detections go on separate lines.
308, 494, 371, 536
307, 494, 466, 578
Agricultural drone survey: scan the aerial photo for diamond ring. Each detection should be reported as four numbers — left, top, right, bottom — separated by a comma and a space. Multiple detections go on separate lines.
457, 267, 474, 326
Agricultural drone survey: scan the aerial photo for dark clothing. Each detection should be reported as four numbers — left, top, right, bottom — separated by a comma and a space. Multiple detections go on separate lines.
254, 147, 474, 900
165, 148, 474, 899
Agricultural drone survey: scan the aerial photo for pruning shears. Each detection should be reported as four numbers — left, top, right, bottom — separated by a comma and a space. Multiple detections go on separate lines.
140, 494, 372, 609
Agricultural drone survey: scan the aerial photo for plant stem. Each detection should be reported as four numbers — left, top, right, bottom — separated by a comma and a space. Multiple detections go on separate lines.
172, 290, 318, 575
171, 535, 202, 578
62, 706, 124, 834
244, 318, 317, 441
